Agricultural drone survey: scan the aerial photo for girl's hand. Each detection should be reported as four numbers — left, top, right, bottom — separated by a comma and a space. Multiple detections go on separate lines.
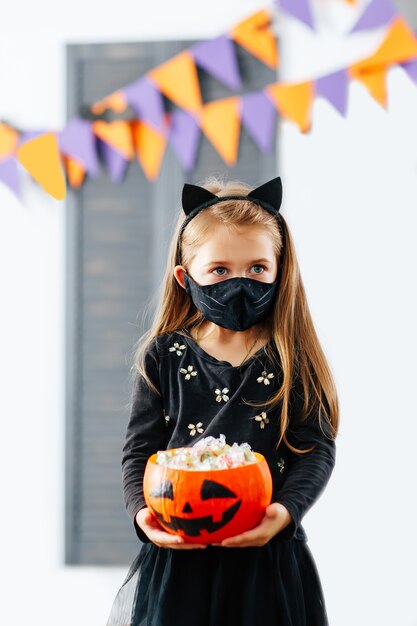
211, 502, 293, 548
135, 507, 207, 549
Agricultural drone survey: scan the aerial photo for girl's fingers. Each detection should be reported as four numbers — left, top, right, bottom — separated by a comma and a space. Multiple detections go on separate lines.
221, 531, 260, 546
145, 513, 164, 528
156, 540, 207, 549
148, 529, 207, 549
167, 543, 207, 550
218, 527, 270, 547
139, 514, 207, 548
212, 526, 267, 546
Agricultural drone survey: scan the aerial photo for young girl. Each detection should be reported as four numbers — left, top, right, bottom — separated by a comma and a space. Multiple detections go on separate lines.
106, 175, 339, 626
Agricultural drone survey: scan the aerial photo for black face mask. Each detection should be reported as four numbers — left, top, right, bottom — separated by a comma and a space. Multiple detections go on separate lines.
183, 272, 279, 332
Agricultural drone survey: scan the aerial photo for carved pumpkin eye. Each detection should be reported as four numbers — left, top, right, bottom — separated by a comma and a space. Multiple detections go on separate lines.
149, 480, 174, 499
201, 479, 237, 500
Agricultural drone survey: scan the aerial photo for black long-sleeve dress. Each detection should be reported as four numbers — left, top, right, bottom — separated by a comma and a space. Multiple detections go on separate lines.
106, 327, 336, 626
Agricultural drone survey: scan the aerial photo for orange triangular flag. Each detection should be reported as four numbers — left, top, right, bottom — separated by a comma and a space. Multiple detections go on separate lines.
93, 120, 134, 160
149, 50, 202, 113
200, 96, 241, 165
230, 9, 278, 69
132, 120, 167, 180
91, 91, 128, 115
349, 17, 417, 75
64, 155, 86, 188
0, 123, 19, 159
353, 67, 387, 108
266, 81, 314, 132
16, 132, 66, 200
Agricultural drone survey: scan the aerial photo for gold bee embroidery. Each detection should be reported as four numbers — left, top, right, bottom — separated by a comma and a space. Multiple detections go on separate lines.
169, 342, 186, 356
251, 411, 270, 429
215, 387, 230, 402
277, 457, 285, 473
188, 422, 204, 436
180, 365, 198, 380
257, 370, 275, 385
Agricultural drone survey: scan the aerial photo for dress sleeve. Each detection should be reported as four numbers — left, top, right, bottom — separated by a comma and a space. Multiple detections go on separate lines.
121, 339, 168, 543
273, 374, 336, 540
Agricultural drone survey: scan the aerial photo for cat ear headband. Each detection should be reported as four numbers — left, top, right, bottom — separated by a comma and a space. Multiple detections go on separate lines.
176, 176, 286, 266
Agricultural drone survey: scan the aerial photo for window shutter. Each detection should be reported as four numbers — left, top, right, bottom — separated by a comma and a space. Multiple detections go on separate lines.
66, 39, 277, 565
393, 1, 417, 28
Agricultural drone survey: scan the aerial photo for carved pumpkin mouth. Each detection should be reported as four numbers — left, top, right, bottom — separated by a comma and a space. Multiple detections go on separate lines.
150, 500, 242, 536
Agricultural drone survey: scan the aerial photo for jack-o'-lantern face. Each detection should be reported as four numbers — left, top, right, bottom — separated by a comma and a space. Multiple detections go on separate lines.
148, 478, 241, 536
143, 451, 273, 544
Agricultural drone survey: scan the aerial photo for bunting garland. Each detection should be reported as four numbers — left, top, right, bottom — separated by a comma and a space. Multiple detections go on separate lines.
199, 97, 241, 165
59, 117, 100, 178
315, 70, 349, 117
124, 77, 165, 132
266, 81, 315, 133
132, 118, 168, 181
276, 0, 315, 31
229, 9, 278, 69
402, 58, 417, 85
149, 51, 203, 114
1, 1, 417, 199
191, 36, 242, 91
167, 109, 201, 172
349, 0, 397, 33
241, 92, 276, 152
16, 133, 66, 200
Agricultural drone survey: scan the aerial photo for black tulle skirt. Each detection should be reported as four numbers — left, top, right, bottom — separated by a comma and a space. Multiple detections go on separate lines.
106, 537, 330, 626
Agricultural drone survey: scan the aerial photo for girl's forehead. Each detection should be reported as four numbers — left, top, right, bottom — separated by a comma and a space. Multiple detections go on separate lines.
194, 224, 276, 260
202, 222, 273, 244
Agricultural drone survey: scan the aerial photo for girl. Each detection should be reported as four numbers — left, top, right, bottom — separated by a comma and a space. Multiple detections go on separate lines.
107, 175, 339, 626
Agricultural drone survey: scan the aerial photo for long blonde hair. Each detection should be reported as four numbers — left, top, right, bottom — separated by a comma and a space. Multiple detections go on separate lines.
130, 175, 339, 454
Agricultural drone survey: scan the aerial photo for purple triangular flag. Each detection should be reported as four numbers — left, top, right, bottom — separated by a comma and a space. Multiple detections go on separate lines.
350, 0, 397, 33
241, 92, 276, 153
0, 156, 21, 198
124, 76, 165, 131
97, 139, 128, 183
168, 110, 200, 172
58, 117, 100, 178
191, 35, 241, 91
17, 130, 47, 145
277, 0, 315, 30
401, 59, 417, 84
316, 69, 349, 117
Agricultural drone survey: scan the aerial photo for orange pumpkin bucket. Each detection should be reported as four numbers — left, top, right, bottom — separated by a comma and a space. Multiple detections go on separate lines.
143, 448, 273, 544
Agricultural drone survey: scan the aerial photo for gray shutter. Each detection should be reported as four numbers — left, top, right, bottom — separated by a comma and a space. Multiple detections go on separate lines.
393, 1, 417, 28
66, 39, 277, 565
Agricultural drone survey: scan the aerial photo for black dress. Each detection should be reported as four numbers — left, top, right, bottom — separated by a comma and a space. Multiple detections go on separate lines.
106, 328, 336, 626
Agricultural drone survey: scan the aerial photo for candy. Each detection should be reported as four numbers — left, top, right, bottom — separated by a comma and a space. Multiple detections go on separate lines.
155, 434, 257, 470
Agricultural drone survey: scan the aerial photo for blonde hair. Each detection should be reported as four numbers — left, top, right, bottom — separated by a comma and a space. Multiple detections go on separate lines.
130, 175, 339, 454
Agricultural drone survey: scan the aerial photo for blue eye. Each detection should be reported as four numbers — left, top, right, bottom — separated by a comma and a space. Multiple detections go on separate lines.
212, 267, 228, 276
211, 265, 266, 276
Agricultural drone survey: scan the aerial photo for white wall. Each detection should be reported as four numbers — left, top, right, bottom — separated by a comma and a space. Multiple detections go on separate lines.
1, 1, 416, 624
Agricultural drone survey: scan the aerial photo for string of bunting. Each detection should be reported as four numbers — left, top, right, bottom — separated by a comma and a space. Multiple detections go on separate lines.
1, 1, 417, 200
275, 0, 398, 32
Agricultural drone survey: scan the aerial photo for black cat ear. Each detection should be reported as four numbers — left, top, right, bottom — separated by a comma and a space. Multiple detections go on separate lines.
247, 177, 282, 213
182, 183, 217, 216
